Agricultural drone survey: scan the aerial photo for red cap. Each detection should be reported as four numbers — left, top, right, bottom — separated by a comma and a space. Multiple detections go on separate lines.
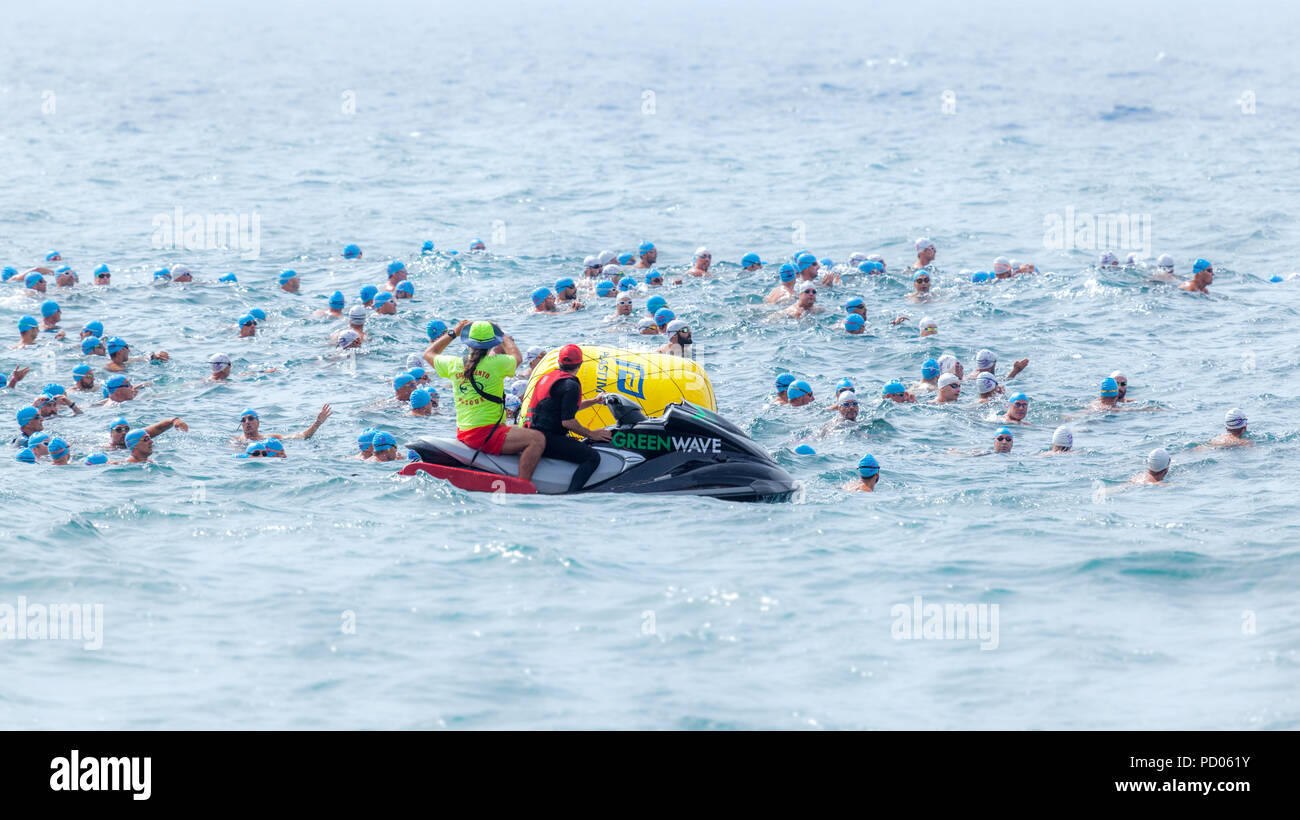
557, 344, 583, 367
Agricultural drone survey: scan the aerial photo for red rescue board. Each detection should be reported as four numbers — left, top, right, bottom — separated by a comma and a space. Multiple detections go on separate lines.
399, 462, 537, 494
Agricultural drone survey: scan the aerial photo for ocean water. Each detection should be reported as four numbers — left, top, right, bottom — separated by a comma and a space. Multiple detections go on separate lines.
2, 0, 1299, 729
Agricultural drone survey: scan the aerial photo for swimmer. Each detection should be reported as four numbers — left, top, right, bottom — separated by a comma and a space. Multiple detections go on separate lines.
992, 257, 1015, 279
1098, 252, 1120, 270
844, 296, 867, 319
384, 261, 407, 291
937, 353, 964, 380
262, 438, 287, 458
332, 306, 368, 345
687, 247, 713, 277
972, 349, 1028, 382
829, 391, 859, 423
14, 315, 40, 348
354, 428, 377, 460
595, 280, 616, 298
741, 252, 764, 272
764, 264, 798, 303
784, 283, 823, 318
933, 374, 961, 403
359, 284, 378, 307
234, 405, 332, 444
25, 272, 47, 293
410, 388, 437, 416
658, 320, 693, 357
104, 337, 169, 371
122, 429, 154, 464
87, 264, 110, 285
39, 300, 63, 333
370, 431, 400, 461
918, 316, 938, 337
53, 266, 77, 286
81, 336, 106, 356
336, 330, 362, 350
908, 269, 934, 302
635, 241, 657, 268
97, 375, 151, 405
1036, 426, 1074, 455
238, 314, 258, 337
910, 238, 937, 271
974, 372, 1000, 402
794, 253, 820, 283
1130, 448, 1171, 484
421, 241, 435, 255
653, 307, 676, 332
504, 392, 522, 423
785, 380, 815, 407
344, 244, 363, 260
80, 320, 103, 340
1151, 254, 1178, 283
912, 358, 941, 393
773, 373, 795, 405
15, 406, 44, 441
1204, 408, 1252, 448
393, 373, 417, 403
1181, 259, 1214, 293
532, 287, 558, 313
37, 388, 83, 417
518, 346, 547, 379
1089, 377, 1124, 411
1110, 370, 1132, 402
1003, 392, 1030, 424
71, 364, 95, 391
315, 291, 346, 318
425, 319, 449, 343
279, 270, 300, 293
611, 294, 634, 319
47, 436, 71, 464
107, 416, 188, 449
636, 317, 659, 335
883, 379, 918, 403
373, 291, 397, 315
844, 314, 866, 334
555, 277, 582, 306
581, 255, 602, 279
992, 427, 1014, 454
844, 454, 880, 492
5, 366, 30, 389
469, 239, 486, 252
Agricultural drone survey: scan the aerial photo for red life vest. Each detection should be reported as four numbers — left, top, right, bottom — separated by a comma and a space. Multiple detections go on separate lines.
521, 369, 578, 429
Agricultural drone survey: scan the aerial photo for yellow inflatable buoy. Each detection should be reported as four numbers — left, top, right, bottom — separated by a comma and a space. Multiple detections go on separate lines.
522, 345, 715, 430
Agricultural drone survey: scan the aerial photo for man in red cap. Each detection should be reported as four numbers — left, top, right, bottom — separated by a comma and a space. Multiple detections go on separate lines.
522, 344, 611, 492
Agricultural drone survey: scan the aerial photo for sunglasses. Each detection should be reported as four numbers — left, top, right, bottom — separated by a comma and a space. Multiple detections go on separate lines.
240, 416, 257, 422
112, 425, 129, 432
803, 289, 817, 295
841, 402, 859, 408
916, 277, 931, 283
996, 436, 1013, 442
1116, 380, 1127, 387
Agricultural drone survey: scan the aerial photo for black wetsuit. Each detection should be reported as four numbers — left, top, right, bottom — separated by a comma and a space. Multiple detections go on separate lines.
531, 374, 601, 492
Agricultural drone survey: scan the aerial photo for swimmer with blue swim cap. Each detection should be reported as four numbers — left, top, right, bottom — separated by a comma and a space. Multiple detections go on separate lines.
343, 244, 362, 259
532, 286, 557, 313
635, 241, 657, 268
914, 358, 941, 392
844, 313, 866, 334
238, 314, 258, 338
279, 269, 300, 293
773, 373, 796, 405
25, 272, 47, 293
741, 252, 764, 272
234, 404, 331, 444
844, 296, 867, 319
103, 336, 169, 371
883, 379, 918, 404
555, 277, 579, 304
844, 454, 880, 492
785, 379, 815, 407
1181, 259, 1214, 293
55, 266, 78, 287
1004, 392, 1030, 424
373, 291, 397, 315
410, 388, 437, 416
765, 264, 799, 303
469, 239, 486, 252
992, 427, 1015, 454
16, 315, 41, 347
909, 268, 933, 302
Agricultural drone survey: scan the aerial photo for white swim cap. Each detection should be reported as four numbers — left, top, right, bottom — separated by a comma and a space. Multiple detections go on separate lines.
1125, 252, 1142, 264
1110, 370, 1127, 383
1100, 251, 1119, 265
919, 316, 937, 331
1157, 253, 1175, 270
583, 255, 600, 268
958, 268, 972, 278
1147, 448, 1171, 472
601, 264, 622, 278
1224, 408, 1247, 430
837, 390, 858, 406
915, 237, 935, 252
636, 317, 656, 329
405, 353, 423, 369
937, 354, 959, 374
938, 374, 960, 389
1008, 259, 1019, 271
694, 246, 711, 258
848, 252, 867, 266
666, 319, 689, 333
993, 256, 1011, 273
597, 250, 617, 265
1052, 426, 1073, 448
975, 372, 999, 394
524, 345, 546, 361
347, 305, 367, 324
868, 254, 884, 263
975, 349, 997, 369
336, 330, 361, 348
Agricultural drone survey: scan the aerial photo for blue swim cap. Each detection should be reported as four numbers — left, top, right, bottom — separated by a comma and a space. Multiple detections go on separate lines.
796, 253, 817, 272
421, 240, 435, 253
1269, 274, 1284, 283
794, 443, 816, 455
28, 431, 51, 449
819, 257, 833, 268
93, 264, 109, 276
792, 249, 809, 261
971, 270, 990, 283
426, 319, 448, 340
15, 448, 36, 464
646, 295, 667, 314
596, 280, 615, 296
470, 238, 485, 249
371, 431, 396, 452
40, 300, 60, 318
218, 273, 237, 283
387, 260, 406, 276
278, 269, 298, 284
844, 314, 866, 332
394, 373, 415, 390
844, 296, 865, 310
407, 366, 426, 381
653, 307, 675, 325
25, 272, 44, 288
1007, 392, 1029, 404
106, 418, 129, 434
742, 252, 764, 267
84, 452, 108, 465
105, 336, 128, 354
153, 268, 171, 280
42, 382, 65, 396
835, 378, 854, 393
914, 269, 931, 281
72, 364, 92, 378
2, 266, 17, 281
531, 286, 553, 305
18, 315, 38, 332
81, 336, 103, 354
359, 284, 378, 303
410, 388, 432, 409
555, 277, 576, 291
104, 375, 129, 392
775, 373, 796, 391
237, 314, 257, 327
45, 251, 60, 261
243, 441, 267, 457
857, 454, 880, 478
779, 263, 797, 282
618, 277, 636, 291
865, 260, 885, 274
16, 406, 39, 425
995, 427, 1014, 439
82, 320, 104, 337
787, 380, 812, 400
396, 280, 414, 295
329, 291, 345, 309
638, 241, 655, 253
617, 253, 634, 265
124, 429, 148, 448
921, 358, 940, 379
240, 408, 259, 420
882, 380, 905, 396
344, 244, 362, 259
645, 269, 663, 284
48, 437, 69, 458
249, 308, 267, 321
1193, 258, 1212, 273
1099, 377, 1120, 397
263, 438, 285, 456
374, 291, 394, 307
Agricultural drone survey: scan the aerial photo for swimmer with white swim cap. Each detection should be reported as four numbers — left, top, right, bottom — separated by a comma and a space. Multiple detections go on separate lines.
937, 353, 964, 380
783, 283, 823, 318
1036, 426, 1074, 456
974, 372, 1001, 402
687, 247, 713, 277
933, 373, 961, 403
918, 317, 938, 337
910, 238, 936, 272
1109, 370, 1131, 402
1204, 408, 1253, 448
971, 348, 1028, 382
1131, 448, 1171, 484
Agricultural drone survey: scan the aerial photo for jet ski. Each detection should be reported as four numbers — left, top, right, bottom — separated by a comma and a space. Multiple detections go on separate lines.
404, 396, 797, 502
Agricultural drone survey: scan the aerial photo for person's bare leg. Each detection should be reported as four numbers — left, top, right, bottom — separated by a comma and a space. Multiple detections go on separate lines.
499, 426, 545, 482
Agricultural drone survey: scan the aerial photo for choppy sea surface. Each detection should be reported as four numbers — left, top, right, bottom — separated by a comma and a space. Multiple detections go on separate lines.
2, 0, 1298, 729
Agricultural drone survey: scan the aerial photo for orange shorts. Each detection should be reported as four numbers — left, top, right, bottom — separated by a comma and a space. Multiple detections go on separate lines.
456, 424, 508, 455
